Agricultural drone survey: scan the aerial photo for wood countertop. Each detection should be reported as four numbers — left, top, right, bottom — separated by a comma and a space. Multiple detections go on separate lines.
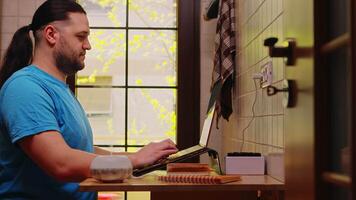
79, 171, 284, 192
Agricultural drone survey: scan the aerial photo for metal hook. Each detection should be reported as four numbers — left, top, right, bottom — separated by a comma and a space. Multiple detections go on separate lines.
266, 85, 289, 96
266, 80, 297, 108
264, 37, 296, 66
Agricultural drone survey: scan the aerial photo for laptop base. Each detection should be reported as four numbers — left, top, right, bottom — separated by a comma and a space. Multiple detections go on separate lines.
132, 148, 222, 177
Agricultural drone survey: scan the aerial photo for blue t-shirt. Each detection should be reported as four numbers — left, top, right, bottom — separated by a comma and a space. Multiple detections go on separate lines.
0, 65, 97, 200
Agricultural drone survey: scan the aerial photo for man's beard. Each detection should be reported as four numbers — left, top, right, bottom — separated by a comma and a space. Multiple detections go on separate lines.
54, 40, 84, 76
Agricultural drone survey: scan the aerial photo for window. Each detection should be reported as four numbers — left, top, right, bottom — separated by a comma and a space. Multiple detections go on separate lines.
74, 0, 177, 151
69, 0, 201, 156
68, 1, 200, 199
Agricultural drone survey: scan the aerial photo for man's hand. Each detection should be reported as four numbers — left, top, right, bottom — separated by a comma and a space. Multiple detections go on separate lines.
128, 139, 178, 168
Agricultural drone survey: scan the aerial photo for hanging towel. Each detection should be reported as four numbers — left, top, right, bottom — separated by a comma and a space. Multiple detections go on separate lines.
204, 0, 220, 20
208, 0, 236, 124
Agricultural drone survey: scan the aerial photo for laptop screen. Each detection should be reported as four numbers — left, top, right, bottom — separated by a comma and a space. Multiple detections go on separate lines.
198, 106, 215, 147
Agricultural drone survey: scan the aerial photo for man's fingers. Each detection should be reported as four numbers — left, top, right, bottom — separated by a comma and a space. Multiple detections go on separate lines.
162, 139, 176, 146
159, 139, 177, 150
163, 143, 178, 151
157, 149, 178, 159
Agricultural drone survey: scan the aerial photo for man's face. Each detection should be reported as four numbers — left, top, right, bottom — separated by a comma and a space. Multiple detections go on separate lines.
53, 13, 91, 76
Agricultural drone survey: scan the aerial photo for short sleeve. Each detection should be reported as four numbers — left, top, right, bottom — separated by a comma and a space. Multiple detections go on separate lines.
0, 76, 60, 143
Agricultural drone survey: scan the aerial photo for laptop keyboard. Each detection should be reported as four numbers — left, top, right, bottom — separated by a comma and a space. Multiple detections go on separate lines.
167, 145, 204, 160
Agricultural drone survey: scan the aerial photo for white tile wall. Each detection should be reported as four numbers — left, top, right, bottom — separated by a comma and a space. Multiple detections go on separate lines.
0, 0, 40, 59
199, 0, 221, 164
0, 33, 12, 51
18, 16, 33, 28
200, 0, 217, 124
1, 17, 18, 33
1, 0, 18, 16
220, 0, 285, 178
19, 0, 36, 16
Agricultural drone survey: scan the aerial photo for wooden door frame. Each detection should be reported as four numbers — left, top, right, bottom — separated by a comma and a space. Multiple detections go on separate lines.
350, 0, 356, 197
314, 0, 331, 199
314, 0, 355, 199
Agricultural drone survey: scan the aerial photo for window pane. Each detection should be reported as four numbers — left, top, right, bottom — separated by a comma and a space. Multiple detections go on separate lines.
79, 30, 126, 86
128, 89, 176, 145
79, 0, 126, 27
98, 192, 125, 200
128, 30, 177, 86
127, 192, 150, 200
127, 147, 140, 153
100, 147, 125, 153
129, 0, 177, 27
77, 88, 126, 146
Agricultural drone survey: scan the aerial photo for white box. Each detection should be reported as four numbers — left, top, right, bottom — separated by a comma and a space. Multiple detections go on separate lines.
266, 153, 284, 181
225, 156, 265, 175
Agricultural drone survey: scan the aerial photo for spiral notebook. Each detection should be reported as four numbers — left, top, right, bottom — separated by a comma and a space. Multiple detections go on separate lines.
132, 106, 216, 177
158, 174, 241, 184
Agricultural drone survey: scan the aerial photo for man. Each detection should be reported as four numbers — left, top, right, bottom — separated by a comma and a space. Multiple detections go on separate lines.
0, 1, 177, 199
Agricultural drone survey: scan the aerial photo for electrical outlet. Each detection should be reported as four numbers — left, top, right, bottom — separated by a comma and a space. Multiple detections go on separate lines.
260, 61, 273, 88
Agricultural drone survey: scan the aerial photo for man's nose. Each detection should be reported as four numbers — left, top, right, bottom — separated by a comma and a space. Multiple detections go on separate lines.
83, 39, 91, 50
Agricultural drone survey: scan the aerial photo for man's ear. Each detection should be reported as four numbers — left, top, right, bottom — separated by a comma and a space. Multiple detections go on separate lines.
43, 25, 59, 46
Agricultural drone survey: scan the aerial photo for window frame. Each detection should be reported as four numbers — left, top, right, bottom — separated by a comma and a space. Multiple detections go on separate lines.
67, 0, 201, 152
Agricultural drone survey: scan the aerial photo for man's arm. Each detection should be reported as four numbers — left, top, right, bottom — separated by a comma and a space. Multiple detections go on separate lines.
19, 131, 96, 182
19, 132, 178, 182
94, 146, 132, 156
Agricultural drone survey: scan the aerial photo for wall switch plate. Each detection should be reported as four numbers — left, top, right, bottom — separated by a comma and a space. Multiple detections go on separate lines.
260, 61, 273, 88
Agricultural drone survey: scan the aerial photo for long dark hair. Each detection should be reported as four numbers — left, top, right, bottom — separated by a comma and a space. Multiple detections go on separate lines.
0, 0, 86, 87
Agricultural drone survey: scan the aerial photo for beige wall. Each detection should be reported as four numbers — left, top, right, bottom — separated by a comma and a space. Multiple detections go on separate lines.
219, 0, 285, 178
0, 0, 45, 59
199, 0, 285, 178
199, 0, 222, 164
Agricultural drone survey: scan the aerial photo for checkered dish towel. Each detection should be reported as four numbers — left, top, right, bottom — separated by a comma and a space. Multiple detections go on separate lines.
208, 0, 236, 124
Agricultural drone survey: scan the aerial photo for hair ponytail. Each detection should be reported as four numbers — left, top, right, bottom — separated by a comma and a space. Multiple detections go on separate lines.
0, 25, 33, 87
0, 0, 86, 88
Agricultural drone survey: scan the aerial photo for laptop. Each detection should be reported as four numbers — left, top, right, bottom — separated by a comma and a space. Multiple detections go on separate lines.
132, 106, 216, 177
